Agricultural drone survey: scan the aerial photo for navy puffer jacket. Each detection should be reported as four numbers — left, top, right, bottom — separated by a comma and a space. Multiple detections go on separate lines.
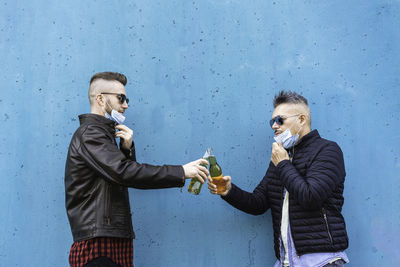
222, 130, 349, 259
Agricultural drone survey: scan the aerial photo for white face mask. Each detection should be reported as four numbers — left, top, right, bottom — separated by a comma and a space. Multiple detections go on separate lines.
274, 129, 299, 149
104, 98, 126, 124
105, 109, 125, 124
273, 118, 303, 149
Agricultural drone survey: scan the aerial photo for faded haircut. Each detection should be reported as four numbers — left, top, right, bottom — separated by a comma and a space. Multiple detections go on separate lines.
90, 71, 127, 86
88, 72, 127, 105
273, 90, 311, 126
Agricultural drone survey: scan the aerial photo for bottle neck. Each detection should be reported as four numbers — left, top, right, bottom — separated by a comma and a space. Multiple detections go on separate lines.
208, 156, 217, 165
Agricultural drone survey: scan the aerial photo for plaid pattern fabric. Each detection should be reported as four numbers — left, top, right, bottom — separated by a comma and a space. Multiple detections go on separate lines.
69, 237, 133, 267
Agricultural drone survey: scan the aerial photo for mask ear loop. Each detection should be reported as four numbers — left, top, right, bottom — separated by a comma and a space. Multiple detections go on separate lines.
98, 94, 108, 115
103, 95, 114, 116
290, 116, 305, 161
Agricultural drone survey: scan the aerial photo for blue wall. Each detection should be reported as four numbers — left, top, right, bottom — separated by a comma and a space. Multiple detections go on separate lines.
1, 0, 399, 266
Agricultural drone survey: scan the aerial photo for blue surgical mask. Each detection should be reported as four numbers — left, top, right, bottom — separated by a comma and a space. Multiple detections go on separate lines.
273, 118, 303, 149
274, 128, 299, 149
104, 99, 126, 124
105, 109, 125, 124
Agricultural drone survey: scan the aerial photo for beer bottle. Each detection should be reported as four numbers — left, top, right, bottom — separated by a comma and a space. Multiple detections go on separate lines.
209, 154, 226, 194
187, 148, 211, 195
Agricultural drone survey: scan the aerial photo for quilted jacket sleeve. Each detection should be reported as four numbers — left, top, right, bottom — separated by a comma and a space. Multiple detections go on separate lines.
221, 170, 271, 215
277, 142, 346, 210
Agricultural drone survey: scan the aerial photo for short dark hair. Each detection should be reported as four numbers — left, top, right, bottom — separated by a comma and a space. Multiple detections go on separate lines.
273, 90, 308, 108
90, 72, 127, 86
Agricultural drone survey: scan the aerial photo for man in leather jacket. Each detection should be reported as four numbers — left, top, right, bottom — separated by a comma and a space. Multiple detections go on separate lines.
65, 72, 209, 267
207, 91, 349, 267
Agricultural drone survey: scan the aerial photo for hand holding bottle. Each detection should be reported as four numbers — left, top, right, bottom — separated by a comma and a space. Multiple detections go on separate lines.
206, 154, 230, 195
208, 176, 231, 196
188, 148, 212, 195
183, 159, 209, 183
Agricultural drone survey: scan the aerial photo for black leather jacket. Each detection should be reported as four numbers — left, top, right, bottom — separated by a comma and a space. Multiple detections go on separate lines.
65, 114, 185, 242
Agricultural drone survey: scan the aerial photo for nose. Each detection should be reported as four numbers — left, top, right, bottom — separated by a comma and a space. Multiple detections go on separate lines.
122, 101, 129, 109
271, 121, 279, 130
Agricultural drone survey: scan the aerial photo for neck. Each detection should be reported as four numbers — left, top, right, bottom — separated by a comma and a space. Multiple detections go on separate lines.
91, 106, 106, 117
298, 127, 311, 139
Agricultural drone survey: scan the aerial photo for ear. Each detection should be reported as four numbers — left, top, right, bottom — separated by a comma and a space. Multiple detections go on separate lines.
96, 94, 105, 106
299, 114, 307, 125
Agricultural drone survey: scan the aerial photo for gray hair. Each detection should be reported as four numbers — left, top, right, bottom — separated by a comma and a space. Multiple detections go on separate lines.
273, 90, 311, 127
273, 90, 308, 108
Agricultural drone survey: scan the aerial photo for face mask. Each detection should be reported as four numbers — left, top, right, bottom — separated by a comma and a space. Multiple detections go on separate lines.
105, 109, 125, 124
104, 98, 126, 124
273, 118, 303, 149
274, 129, 299, 149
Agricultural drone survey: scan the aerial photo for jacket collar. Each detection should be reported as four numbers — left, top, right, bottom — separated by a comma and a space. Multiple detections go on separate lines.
78, 113, 116, 133
294, 129, 320, 149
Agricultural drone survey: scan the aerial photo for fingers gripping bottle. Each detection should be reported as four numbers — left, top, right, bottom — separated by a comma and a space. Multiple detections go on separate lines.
209, 152, 226, 194
188, 148, 211, 195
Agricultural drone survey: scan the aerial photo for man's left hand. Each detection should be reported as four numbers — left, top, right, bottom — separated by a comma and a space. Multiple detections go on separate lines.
271, 142, 290, 166
115, 125, 133, 150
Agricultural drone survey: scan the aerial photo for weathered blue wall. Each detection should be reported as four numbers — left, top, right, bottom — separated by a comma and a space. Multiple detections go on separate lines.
0, 0, 399, 266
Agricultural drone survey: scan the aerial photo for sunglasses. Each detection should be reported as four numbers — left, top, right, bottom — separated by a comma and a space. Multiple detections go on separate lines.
269, 114, 299, 127
101, 93, 129, 104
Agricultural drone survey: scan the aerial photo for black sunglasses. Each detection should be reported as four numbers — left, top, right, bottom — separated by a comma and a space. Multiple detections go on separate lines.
101, 93, 129, 104
269, 114, 299, 127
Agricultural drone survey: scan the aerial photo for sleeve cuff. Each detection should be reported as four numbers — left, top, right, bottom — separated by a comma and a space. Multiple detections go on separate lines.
121, 142, 135, 159
221, 183, 237, 201
173, 165, 186, 187
277, 159, 290, 169
276, 159, 292, 185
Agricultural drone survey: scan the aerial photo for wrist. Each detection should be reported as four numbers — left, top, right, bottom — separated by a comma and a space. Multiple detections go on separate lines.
121, 142, 134, 156
127, 146, 134, 157
276, 159, 290, 168
182, 165, 188, 178
221, 184, 234, 199
221, 189, 230, 197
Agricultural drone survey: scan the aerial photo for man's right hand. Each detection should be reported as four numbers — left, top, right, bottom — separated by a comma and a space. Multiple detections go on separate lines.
207, 176, 232, 196
182, 159, 209, 184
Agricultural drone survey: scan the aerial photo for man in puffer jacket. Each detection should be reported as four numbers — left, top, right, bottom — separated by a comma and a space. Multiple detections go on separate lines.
208, 91, 349, 267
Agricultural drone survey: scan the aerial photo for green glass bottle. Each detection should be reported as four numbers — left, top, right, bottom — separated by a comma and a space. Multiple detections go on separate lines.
209, 154, 226, 194
188, 148, 211, 195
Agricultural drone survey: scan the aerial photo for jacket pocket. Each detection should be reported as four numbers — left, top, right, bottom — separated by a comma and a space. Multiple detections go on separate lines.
322, 208, 333, 245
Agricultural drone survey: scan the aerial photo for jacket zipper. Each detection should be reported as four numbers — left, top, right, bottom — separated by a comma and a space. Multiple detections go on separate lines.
278, 186, 285, 260
283, 154, 300, 259
322, 208, 333, 244
104, 185, 111, 225
287, 197, 301, 259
